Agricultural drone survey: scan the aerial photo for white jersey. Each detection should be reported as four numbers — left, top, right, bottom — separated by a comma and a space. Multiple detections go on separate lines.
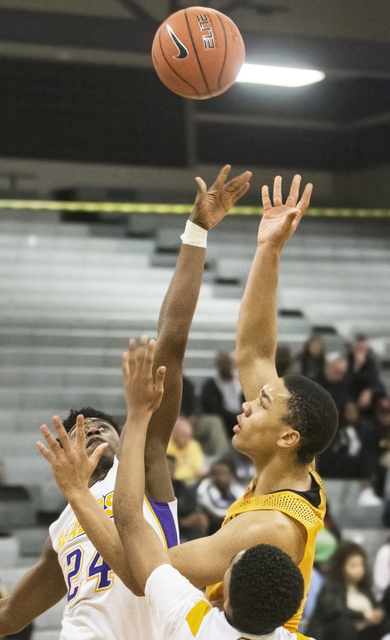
50, 457, 179, 640
145, 564, 312, 640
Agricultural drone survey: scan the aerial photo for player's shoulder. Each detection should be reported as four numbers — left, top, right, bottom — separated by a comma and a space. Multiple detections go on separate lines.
226, 504, 299, 531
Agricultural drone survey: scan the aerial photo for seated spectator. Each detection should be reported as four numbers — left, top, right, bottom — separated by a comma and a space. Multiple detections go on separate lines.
191, 414, 231, 457
181, 375, 231, 457
316, 351, 351, 418
348, 335, 386, 419
200, 352, 243, 438
318, 400, 381, 504
196, 459, 243, 535
166, 455, 208, 542
307, 541, 390, 640
297, 335, 326, 381
166, 416, 207, 485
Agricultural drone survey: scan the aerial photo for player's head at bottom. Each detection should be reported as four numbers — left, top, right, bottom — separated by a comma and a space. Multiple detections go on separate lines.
223, 544, 304, 635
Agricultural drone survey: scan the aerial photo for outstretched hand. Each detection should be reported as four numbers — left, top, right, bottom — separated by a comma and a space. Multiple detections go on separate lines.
36, 415, 107, 501
190, 164, 252, 230
258, 175, 313, 249
122, 336, 166, 421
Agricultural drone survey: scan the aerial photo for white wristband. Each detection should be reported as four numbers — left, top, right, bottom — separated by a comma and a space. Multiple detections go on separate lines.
180, 219, 208, 248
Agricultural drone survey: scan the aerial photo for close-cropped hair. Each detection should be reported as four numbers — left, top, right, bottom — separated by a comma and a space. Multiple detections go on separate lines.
62, 406, 121, 435
229, 544, 304, 635
282, 374, 338, 465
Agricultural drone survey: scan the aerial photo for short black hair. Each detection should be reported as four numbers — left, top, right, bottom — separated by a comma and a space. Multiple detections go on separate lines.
282, 374, 338, 465
62, 407, 121, 435
229, 544, 304, 634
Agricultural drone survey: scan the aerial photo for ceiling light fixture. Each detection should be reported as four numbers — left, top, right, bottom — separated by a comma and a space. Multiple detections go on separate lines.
236, 63, 326, 87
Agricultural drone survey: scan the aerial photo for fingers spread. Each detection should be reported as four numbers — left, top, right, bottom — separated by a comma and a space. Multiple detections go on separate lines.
273, 176, 283, 206
40, 424, 61, 455
297, 182, 313, 213
36, 440, 52, 461
52, 415, 71, 452
195, 176, 207, 194
75, 414, 86, 449
214, 164, 231, 190
286, 174, 302, 207
261, 185, 272, 211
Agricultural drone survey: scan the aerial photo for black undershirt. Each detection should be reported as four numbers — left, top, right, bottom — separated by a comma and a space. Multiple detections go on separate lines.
270, 473, 321, 509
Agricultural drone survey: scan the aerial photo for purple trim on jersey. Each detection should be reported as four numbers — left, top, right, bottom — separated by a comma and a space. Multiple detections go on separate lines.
148, 498, 179, 549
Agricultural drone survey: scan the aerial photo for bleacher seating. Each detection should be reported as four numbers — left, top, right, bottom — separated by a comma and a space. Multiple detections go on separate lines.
1, 210, 390, 638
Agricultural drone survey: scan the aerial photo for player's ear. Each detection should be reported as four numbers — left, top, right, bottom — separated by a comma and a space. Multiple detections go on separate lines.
277, 429, 300, 449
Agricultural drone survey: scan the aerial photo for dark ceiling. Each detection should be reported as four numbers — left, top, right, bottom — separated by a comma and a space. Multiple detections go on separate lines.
0, 0, 389, 171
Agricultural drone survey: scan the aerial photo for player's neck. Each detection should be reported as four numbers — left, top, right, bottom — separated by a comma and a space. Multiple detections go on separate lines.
252, 457, 311, 496
88, 461, 112, 487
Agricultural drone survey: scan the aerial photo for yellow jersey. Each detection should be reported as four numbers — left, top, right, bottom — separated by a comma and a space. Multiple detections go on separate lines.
206, 469, 326, 633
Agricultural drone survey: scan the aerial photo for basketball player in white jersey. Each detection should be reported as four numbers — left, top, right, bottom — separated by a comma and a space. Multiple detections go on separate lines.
113, 337, 311, 640
0, 165, 252, 639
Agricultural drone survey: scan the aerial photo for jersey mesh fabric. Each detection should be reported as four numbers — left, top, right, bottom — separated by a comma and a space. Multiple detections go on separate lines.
206, 469, 326, 633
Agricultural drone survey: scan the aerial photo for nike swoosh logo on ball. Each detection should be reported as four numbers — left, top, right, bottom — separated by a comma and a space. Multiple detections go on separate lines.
166, 24, 189, 59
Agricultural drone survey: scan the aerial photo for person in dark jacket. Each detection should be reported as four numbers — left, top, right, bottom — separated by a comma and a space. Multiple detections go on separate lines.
200, 352, 243, 438
307, 541, 390, 640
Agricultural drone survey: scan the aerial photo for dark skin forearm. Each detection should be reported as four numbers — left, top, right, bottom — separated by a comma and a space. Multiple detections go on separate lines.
142, 243, 206, 501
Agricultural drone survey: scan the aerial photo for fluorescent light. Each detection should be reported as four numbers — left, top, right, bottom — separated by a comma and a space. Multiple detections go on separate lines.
236, 63, 325, 87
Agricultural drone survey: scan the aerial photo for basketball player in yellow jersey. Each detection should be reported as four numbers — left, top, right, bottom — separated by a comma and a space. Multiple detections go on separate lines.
114, 337, 312, 640
164, 175, 338, 632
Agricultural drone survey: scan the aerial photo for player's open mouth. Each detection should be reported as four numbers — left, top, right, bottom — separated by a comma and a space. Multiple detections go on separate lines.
233, 424, 241, 433
87, 436, 105, 447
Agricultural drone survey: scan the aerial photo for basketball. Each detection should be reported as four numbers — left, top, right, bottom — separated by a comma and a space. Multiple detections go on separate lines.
151, 6, 245, 99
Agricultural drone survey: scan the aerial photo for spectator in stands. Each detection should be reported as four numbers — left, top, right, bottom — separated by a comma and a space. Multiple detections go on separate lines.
347, 335, 386, 419
317, 400, 380, 501
307, 541, 390, 640
316, 351, 350, 419
181, 375, 231, 457
200, 351, 243, 438
166, 455, 208, 542
297, 335, 326, 381
196, 459, 243, 535
166, 416, 207, 485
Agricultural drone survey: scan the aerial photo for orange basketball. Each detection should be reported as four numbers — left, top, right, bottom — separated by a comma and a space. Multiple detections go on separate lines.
151, 6, 245, 99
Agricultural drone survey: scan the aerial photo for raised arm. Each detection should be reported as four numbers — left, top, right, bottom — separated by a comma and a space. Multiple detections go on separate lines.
0, 536, 66, 635
115, 338, 172, 593
141, 165, 251, 501
236, 175, 312, 401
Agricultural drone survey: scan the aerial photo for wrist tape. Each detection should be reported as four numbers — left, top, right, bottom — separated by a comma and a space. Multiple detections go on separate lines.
180, 219, 208, 248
